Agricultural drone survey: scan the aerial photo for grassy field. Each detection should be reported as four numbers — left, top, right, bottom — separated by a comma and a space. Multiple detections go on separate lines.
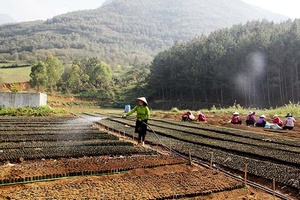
0, 62, 31, 83
65, 106, 123, 115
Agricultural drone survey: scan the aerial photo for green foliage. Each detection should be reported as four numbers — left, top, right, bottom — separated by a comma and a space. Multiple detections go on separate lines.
66, 64, 89, 92
210, 105, 217, 111
0, 63, 31, 69
29, 55, 64, 93
44, 55, 64, 93
0, 106, 67, 116
268, 102, 300, 118
0, 0, 286, 66
63, 58, 115, 99
170, 107, 180, 113
28, 55, 148, 104
90, 61, 112, 91
29, 61, 47, 91
149, 19, 300, 108
9, 83, 21, 92
112, 62, 151, 103
78, 91, 112, 99
1, 1, 298, 110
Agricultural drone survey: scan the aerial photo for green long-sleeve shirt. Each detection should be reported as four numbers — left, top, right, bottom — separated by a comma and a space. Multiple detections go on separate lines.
126, 105, 150, 120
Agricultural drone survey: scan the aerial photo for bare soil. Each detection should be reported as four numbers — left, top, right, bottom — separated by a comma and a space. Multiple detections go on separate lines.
0, 156, 281, 200
152, 112, 300, 139
0, 112, 298, 199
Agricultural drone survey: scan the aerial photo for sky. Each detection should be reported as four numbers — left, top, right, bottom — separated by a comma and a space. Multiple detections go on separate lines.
241, 0, 300, 19
0, 0, 300, 22
0, 0, 106, 22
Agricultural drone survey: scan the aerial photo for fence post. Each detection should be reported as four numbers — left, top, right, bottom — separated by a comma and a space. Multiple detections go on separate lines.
244, 164, 248, 187
273, 178, 276, 200
188, 149, 192, 165
209, 152, 214, 169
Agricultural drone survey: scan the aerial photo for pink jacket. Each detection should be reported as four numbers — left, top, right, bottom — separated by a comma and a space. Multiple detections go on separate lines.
197, 114, 206, 121
231, 115, 240, 123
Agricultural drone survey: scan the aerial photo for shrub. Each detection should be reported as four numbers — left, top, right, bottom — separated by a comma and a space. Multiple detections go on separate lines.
170, 107, 180, 113
210, 105, 217, 111
0, 106, 68, 116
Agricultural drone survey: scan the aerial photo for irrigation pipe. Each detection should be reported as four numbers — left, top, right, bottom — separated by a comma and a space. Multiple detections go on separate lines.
87, 114, 174, 154
107, 115, 169, 148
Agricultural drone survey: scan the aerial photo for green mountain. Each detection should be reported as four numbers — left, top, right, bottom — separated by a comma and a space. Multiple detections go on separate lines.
0, 0, 288, 65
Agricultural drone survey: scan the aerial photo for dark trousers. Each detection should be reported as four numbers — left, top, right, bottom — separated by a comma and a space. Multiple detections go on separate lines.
256, 122, 266, 127
246, 120, 255, 126
231, 121, 242, 125
135, 120, 148, 142
283, 126, 293, 130
182, 116, 189, 121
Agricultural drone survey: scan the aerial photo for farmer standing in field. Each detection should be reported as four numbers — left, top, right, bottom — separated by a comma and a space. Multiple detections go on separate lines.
123, 97, 150, 146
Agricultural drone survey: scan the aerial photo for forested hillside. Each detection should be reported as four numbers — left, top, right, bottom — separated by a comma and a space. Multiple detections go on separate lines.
25, 19, 300, 109
148, 19, 300, 108
0, 0, 287, 66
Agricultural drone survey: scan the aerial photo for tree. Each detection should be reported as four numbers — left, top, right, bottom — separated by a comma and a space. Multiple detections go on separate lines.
44, 55, 64, 93
92, 61, 112, 91
67, 64, 89, 92
29, 61, 47, 92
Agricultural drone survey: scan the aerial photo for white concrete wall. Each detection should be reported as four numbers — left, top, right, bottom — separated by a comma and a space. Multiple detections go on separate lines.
0, 92, 47, 108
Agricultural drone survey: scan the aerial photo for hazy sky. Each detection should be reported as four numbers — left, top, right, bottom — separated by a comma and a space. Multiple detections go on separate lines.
0, 0, 106, 22
0, 0, 300, 22
241, 0, 300, 19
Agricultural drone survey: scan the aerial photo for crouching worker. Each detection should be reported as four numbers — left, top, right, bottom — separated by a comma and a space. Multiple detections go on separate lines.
231, 112, 242, 125
123, 97, 150, 146
283, 113, 296, 130
197, 111, 207, 122
256, 115, 266, 127
246, 111, 256, 126
182, 111, 195, 121
273, 115, 283, 127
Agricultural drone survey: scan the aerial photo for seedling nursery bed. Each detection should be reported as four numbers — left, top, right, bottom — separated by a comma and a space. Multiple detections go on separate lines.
0, 115, 294, 199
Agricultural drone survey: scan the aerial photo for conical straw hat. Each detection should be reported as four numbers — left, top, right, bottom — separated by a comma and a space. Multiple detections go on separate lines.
136, 97, 148, 105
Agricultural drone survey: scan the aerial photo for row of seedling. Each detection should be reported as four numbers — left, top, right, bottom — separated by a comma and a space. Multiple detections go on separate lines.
97, 118, 300, 189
